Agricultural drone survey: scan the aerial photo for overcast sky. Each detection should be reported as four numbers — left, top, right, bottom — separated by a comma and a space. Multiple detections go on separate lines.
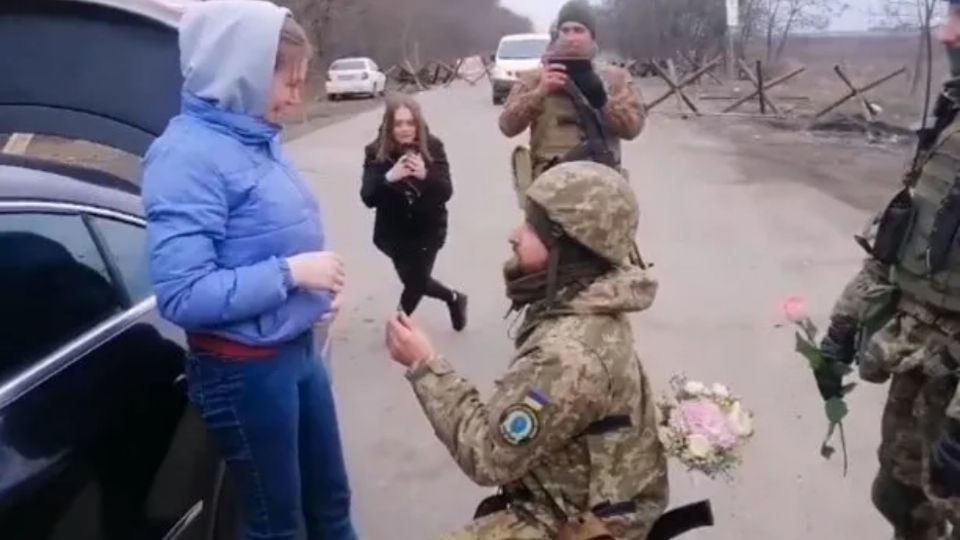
499, 0, 924, 33
500, 0, 579, 32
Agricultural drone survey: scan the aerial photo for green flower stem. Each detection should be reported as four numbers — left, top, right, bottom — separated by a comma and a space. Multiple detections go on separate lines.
791, 318, 852, 475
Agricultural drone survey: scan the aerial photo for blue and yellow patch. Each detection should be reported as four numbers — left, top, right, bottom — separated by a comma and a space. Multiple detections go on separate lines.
498, 388, 550, 446
523, 388, 549, 411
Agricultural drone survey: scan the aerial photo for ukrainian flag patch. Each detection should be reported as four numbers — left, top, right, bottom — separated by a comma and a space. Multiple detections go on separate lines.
522, 387, 550, 412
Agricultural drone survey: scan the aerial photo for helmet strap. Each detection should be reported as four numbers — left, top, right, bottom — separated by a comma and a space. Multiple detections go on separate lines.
545, 245, 561, 304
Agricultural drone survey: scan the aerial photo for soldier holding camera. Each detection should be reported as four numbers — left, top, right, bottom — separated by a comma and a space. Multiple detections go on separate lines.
498, 0, 645, 193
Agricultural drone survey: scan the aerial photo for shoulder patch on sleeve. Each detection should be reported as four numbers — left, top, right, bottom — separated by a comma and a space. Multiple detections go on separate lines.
499, 404, 541, 446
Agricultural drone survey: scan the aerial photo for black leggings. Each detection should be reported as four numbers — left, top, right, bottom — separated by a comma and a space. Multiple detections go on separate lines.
390, 246, 455, 314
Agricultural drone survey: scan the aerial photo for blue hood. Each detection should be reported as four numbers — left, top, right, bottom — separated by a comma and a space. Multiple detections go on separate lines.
178, 0, 289, 117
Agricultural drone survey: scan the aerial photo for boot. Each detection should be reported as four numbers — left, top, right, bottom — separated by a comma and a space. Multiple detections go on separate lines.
448, 291, 468, 331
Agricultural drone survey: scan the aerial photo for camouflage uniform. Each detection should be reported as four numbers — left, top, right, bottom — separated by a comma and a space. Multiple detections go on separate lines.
822, 86, 960, 539
406, 162, 668, 539
499, 64, 645, 181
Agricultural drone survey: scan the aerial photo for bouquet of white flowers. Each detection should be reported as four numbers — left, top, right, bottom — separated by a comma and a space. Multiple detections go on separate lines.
656, 376, 755, 480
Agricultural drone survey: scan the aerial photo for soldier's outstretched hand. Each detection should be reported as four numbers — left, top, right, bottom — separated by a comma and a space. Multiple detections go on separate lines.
386, 312, 435, 368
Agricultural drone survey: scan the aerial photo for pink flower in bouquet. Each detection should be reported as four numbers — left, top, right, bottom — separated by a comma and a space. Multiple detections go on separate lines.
670, 399, 739, 450
781, 295, 808, 323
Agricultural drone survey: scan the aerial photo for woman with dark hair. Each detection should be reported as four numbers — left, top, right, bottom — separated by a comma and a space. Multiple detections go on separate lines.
361, 95, 468, 330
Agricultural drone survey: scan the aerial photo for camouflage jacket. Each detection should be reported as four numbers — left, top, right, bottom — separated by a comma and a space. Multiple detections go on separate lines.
498, 64, 645, 141
406, 266, 668, 538
831, 254, 960, 423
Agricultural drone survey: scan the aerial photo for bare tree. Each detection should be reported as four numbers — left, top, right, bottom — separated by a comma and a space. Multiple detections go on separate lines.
754, 0, 847, 62
881, 0, 938, 94
597, 0, 726, 63
598, 0, 844, 70
278, 0, 532, 72
274, 0, 336, 56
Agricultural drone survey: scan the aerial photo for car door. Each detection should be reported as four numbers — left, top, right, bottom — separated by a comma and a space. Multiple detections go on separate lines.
0, 205, 208, 540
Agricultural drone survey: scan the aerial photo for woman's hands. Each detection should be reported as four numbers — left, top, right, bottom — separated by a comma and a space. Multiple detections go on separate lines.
404, 153, 427, 180
286, 252, 345, 293
385, 152, 427, 182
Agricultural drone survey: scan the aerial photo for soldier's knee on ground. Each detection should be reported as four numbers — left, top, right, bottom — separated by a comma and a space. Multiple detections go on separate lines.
873, 471, 944, 539
435, 510, 550, 540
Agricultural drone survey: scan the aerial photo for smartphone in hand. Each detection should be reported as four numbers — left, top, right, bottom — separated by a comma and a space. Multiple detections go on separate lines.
555, 58, 592, 75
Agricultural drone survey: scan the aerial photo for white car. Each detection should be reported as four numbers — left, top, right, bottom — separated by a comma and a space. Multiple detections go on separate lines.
325, 57, 386, 100
490, 33, 550, 105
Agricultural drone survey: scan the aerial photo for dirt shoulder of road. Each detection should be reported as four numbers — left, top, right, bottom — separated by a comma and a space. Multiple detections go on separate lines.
280, 95, 382, 142
705, 114, 912, 214
635, 65, 918, 217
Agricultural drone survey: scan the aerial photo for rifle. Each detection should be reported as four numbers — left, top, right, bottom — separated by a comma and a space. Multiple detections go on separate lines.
556, 79, 618, 170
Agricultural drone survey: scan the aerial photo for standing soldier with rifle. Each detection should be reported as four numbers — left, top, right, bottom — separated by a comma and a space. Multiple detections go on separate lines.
816, 2, 960, 538
498, 0, 645, 205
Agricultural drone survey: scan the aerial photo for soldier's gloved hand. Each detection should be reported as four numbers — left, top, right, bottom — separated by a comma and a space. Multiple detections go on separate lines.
812, 363, 844, 401
819, 314, 858, 366
931, 419, 960, 498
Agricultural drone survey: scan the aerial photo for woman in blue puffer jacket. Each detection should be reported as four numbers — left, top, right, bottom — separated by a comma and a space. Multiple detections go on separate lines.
142, 2, 357, 539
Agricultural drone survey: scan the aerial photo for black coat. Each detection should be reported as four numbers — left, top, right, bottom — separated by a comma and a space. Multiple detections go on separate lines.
361, 135, 452, 256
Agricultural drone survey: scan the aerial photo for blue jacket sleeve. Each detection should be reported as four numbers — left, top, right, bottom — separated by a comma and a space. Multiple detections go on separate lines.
143, 148, 293, 329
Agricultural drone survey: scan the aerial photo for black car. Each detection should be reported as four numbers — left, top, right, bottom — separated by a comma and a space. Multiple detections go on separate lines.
0, 1, 236, 539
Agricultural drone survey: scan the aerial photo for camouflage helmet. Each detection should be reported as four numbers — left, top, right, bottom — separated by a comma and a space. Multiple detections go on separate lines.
525, 161, 638, 266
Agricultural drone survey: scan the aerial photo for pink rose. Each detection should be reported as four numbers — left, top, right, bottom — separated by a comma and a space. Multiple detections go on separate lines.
670, 399, 739, 450
781, 295, 808, 324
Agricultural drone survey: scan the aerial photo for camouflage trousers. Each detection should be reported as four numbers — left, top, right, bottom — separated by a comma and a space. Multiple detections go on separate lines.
435, 510, 553, 540
875, 370, 959, 539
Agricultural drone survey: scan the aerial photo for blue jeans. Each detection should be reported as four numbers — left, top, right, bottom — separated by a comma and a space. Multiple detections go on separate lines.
185, 333, 357, 540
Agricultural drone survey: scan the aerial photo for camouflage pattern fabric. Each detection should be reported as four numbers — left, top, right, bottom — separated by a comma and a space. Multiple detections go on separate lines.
525, 162, 639, 267
893, 118, 960, 313
499, 64, 644, 143
823, 77, 960, 539
434, 510, 552, 540
405, 163, 667, 539
828, 257, 892, 324
831, 291, 960, 537
873, 367, 958, 539
512, 145, 535, 209
497, 63, 644, 170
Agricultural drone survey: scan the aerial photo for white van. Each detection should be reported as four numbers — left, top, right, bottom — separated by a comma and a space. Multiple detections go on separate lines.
490, 33, 550, 105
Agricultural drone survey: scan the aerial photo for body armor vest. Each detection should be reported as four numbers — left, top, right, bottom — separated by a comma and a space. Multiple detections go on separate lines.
530, 88, 622, 178
893, 117, 960, 312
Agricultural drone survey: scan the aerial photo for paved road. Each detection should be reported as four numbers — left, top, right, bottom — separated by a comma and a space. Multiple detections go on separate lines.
287, 82, 893, 540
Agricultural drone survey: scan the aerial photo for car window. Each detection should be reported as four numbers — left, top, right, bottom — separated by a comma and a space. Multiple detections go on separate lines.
330, 59, 366, 71
0, 213, 111, 281
0, 213, 122, 381
497, 39, 549, 60
90, 216, 153, 303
